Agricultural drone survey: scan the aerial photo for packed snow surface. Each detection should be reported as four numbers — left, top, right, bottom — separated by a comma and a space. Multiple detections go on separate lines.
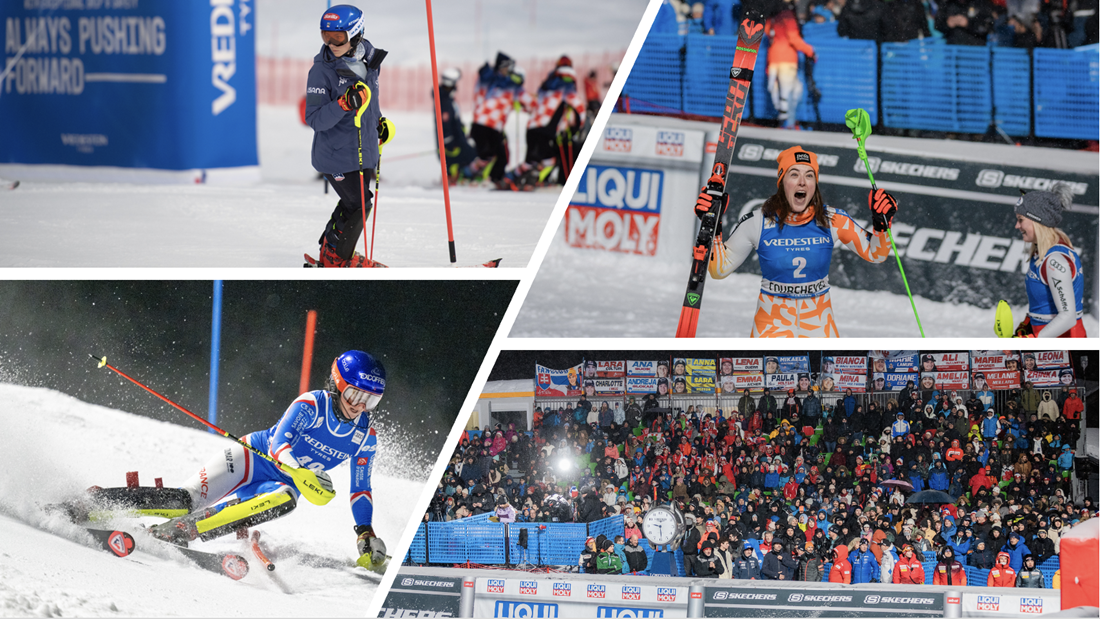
0, 108, 555, 268
0, 383, 425, 617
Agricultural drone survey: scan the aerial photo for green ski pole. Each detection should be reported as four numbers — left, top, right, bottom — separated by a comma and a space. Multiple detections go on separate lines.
844, 108, 926, 337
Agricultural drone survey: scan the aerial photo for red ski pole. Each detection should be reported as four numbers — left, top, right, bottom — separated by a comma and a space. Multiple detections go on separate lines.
89, 354, 335, 506
426, 0, 457, 264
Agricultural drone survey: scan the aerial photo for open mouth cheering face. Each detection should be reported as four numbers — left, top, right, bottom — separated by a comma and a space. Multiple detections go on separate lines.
783, 164, 816, 213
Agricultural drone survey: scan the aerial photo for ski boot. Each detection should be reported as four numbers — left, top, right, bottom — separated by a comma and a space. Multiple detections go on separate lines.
149, 488, 297, 547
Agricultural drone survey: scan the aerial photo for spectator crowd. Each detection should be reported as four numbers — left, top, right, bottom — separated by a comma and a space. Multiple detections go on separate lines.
425, 373, 1092, 586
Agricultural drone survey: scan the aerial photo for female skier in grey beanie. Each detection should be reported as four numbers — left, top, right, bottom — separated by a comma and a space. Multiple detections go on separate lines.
1012, 183, 1086, 337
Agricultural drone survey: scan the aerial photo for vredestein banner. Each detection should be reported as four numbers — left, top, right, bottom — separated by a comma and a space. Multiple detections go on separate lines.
715, 134, 1098, 314
1, 1, 257, 170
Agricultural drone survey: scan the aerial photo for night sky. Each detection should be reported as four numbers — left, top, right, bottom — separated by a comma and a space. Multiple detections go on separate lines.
0, 280, 516, 467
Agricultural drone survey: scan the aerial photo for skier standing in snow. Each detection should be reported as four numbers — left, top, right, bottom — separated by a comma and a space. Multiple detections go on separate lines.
502, 57, 585, 190
304, 5, 394, 267
149, 351, 389, 569
435, 68, 486, 182
471, 52, 535, 184
1011, 183, 1087, 337
695, 146, 898, 337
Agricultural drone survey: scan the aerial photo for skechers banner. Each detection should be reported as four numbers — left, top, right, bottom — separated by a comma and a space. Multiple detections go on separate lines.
567, 165, 664, 256
1, 1, 257, 170
378, 576, 461, 618
704, 587, 943, 618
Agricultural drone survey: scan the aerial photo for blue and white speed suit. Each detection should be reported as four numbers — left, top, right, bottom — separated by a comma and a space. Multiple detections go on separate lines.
1024, 243, 1086, 338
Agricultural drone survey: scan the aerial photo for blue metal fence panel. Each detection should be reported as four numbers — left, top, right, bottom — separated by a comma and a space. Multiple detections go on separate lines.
507, 523, 541, 566
992, 47, 1031, 136
426, 521, 470, 563
1034, 48, 1100, 140
623, 33, 685, 114
802, 21, 840, 39
588, 514, 626, 541
797, 38, 878, 125
465, 522, 508, 564
684, 34, 751, 118
408, 522, 427, 564
539, 523, 588, 566
882, 41, 991, 134
750, 35, 774, 121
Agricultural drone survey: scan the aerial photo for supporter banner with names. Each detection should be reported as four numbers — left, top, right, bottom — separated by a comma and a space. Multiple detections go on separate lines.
882, 352, 921, 373
766, 373, 798, 391
1030, 350, 1071, 370
723, 373, 765, 393
595, 360, 626, 377
536, 363, 583, 397
983, 369, 1022, 390
820, 373, 867, 393
824, 356, 868, 373
626, 376, 658, 395
1024, 369, 1075, 388
686, 358, 716, 394
593, 378, 625, 396
876, 372, 918, 391
775, 356, 810, 373
922, 352, 970, 372
627, 360, 658, 376
971, 351, 1020, 372
921, 371, 971, 390
721, 357, 763, 373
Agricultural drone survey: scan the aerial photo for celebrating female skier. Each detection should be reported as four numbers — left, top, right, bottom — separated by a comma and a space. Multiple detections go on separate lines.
1011, 183, 1086, 337
149, 351, 389, 569
695, 145, 897, 337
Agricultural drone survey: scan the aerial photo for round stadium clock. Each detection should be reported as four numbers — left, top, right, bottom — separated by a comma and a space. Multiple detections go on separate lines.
641, 504, 684, 548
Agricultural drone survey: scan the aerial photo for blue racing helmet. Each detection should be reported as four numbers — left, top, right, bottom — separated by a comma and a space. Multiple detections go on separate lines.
320, 5, 364, 47
331, 350, 385, 410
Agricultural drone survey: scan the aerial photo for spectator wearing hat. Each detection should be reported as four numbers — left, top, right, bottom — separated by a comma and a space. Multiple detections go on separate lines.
681, 514, 703, 576
933, 546, 967, 586
829, 544, 852, 583
1031, 528, 1055, 565
894, 544, 925, 584
596, 538, 624, 574
891, 412, 910, 439
1062, 389, 1083, 420
849, 537, 881, 583
578, 537, 598, 573
1015, 554, 1045, 588
696, 540, 725, 577
732, 542, 762, 579
761, 540, 798, 580
987, 551, 1016, 587
798, 541, 825, 582
1001, 531, 1030, 573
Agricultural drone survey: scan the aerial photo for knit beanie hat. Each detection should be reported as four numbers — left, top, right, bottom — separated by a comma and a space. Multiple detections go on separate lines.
1015, 183, 1072, 228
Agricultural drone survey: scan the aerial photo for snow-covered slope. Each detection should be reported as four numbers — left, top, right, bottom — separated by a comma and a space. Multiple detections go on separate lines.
0, 108, 555, 268
0, 383, 424, 617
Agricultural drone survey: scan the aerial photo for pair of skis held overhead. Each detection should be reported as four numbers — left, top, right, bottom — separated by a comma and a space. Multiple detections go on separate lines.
674, 10, 924, 338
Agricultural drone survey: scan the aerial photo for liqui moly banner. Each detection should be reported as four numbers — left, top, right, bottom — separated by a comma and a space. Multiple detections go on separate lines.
971, 351, 1020, 372
921, 352, 970, 372
535, 363, 583, 397
474, 576, 690, 618
566, 164, 664, 256
720, 357, 763, 373
0, 1, 257, 171
595, 360, 626, 377
686, 358, 716, 394
921, 371, 971, 390
627, 360, 658, 377
765, 373, 798, 391
626, 377, 658, 395
982, 369, 1022, 390
1029, 350, 1071, 370
721, 373, 765, 393
1024, 369, 1075, 388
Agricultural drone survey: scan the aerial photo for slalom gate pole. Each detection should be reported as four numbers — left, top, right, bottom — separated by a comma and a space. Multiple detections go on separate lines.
298, 310, 317, 395
425, 0, 458, 264
845, 108, 926, 338
89, 354, 335, 506
208, 280, 222, 433
370, 145, 382, 262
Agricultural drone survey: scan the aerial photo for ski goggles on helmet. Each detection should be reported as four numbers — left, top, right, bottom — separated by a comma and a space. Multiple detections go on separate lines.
321, 30, 350, 47
341, 384, 382, 410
